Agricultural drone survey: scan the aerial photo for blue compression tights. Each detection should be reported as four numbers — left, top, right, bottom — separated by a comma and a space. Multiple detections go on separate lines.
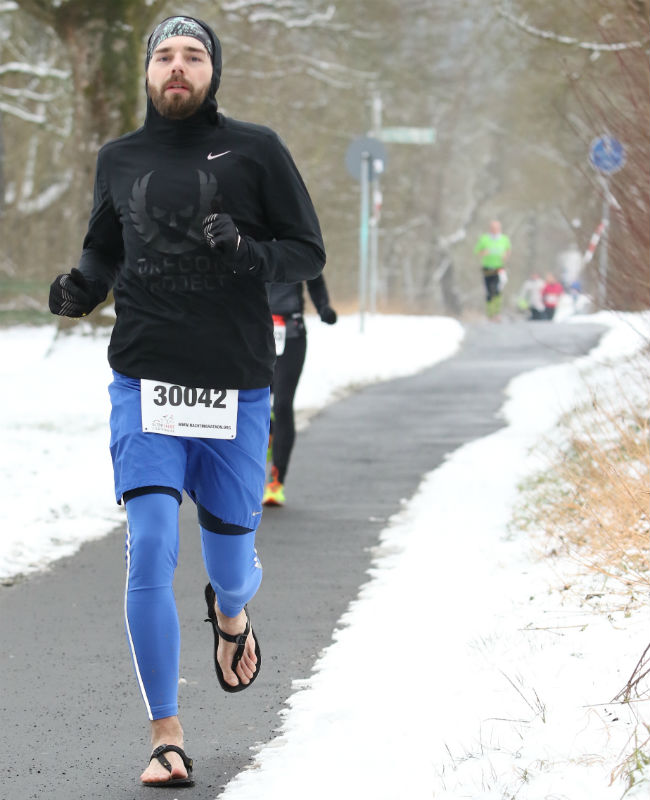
124, 492, 262, 720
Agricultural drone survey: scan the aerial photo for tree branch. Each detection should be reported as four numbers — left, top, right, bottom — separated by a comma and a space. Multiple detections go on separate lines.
17, 171, 72, 213
0, 99, 46, 123
12, 0, 54, 26
498, 3, 649, 52
0, 61, 69, 79
0, 84, 58, 101
221, 0, 339, 29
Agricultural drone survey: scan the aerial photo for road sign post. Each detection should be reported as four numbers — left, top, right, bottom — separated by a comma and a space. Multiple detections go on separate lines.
345, 115, 436, 327
369, 92, 383, 316
589, 135, 625, 307
359, 153, 370, 332
345, 136, 387, 332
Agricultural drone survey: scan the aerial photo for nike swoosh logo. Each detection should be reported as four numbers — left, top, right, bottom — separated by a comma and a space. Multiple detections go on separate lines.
207, 150, 231, 160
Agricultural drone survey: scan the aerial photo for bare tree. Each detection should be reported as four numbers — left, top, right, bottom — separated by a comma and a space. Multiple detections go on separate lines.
1, 0, 357, 317
13, 0, 170, 221
501, 0, 650, 310
3, 0, 645, 319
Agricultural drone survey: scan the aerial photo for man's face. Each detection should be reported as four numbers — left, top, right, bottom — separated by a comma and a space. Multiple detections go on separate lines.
147, 35, 212, 120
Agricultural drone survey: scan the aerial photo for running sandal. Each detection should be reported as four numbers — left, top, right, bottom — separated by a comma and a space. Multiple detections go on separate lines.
142, 744, 194, 787
204, 583, 261, 693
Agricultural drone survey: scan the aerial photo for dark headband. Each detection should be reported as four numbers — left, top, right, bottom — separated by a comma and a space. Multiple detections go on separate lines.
147, 16, 213, 65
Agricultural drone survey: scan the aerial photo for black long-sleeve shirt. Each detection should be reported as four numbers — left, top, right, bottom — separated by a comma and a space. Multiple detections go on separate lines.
77, 102, 325, 388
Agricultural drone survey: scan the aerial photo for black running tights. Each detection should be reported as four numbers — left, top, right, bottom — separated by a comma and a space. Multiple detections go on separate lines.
271, 334, 307, 483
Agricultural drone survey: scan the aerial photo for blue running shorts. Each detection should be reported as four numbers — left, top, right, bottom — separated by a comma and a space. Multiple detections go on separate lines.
108, 371, 270, 531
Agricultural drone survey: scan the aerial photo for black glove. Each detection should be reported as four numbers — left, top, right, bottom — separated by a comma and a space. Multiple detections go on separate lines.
202, 213, 258, 276
48, 268, 105, 318
319, 305, 337, 325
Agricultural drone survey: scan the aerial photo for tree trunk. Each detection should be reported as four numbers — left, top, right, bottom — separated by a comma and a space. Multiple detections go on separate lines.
16, 0, 167, 231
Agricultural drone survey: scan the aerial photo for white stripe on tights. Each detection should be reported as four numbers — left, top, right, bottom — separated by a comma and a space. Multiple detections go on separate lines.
124, 521, 153, 720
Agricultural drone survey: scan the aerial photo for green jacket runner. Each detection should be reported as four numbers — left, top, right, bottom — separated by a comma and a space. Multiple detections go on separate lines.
474, 233, 511, 270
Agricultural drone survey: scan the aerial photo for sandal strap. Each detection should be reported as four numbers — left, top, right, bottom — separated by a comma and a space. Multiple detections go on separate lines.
215, 611, 251, 645
204, 590, 255, 674
204, 603, 252, 646
150, 744, 193, 773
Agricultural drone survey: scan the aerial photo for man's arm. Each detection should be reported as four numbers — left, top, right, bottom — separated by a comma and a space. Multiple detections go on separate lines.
77, 158, 123, 293
243, 133, 325, 283
474, 235, 487, 257
49, 156, 122, 317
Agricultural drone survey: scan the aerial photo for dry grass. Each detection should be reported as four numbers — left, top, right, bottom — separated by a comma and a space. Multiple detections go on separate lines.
610, 643, 650, 795
514, 347, 650, 609
513, 343, 650, 793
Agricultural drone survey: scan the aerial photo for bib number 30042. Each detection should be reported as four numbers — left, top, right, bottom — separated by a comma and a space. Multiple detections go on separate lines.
140, 379, 238, 439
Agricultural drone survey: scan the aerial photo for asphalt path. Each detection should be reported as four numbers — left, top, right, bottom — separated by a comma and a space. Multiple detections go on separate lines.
0, 319, 605, 799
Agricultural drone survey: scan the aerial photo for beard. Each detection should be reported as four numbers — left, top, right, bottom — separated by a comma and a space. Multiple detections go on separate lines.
148, 79, 210, 120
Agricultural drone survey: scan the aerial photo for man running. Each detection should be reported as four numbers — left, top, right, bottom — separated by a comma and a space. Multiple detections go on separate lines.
474, 220, 511, 320
48, 15, 325, 787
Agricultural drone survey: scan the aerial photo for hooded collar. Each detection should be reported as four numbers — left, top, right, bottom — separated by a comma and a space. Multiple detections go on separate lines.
143, 95, 223, 145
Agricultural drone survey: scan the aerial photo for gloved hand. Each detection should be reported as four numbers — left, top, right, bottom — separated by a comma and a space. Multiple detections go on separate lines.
202, 213, 258, 276
319, 306, 337, 325
48, 268, 105, 318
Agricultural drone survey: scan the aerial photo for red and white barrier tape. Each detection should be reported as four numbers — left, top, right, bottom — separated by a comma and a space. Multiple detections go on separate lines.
582, 220, 607, 264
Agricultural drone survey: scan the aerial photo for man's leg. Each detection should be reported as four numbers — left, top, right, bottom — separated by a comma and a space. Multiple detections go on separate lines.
124, 491, 181, 720
491, 291, 503, 318
109, 371, 192, 782
484, 273, 494, 316
201, 528, 262, 688
188, 387, 269, 688
124, 490, 191, 784
484, 274, 501, 319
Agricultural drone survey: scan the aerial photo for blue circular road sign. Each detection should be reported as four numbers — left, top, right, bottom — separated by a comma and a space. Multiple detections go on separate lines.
589, 136, 626, 175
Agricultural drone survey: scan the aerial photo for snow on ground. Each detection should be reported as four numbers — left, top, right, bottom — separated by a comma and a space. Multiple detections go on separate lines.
1, 309, 648, 799
216, 310, 649, 800
0, 313, 463, 579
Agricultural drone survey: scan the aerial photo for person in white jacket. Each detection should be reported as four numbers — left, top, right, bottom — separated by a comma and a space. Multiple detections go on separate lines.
519, 273, 546, 320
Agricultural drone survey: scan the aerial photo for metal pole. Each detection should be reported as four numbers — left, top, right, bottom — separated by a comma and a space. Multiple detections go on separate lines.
599, 175, 610, 308
359, 151, 370, 332
369, 212, 378, 314
369, 92, 382, 314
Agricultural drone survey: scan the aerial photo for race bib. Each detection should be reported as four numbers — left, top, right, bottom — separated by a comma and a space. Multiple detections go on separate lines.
140, 379, 238, 439
272, 314, 286, 356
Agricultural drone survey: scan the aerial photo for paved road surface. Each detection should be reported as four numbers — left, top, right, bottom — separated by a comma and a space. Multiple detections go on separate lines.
0, 320, 605, 799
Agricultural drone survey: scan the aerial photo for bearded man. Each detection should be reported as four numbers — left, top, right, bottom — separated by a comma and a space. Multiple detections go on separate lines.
48, 15, 325, 787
